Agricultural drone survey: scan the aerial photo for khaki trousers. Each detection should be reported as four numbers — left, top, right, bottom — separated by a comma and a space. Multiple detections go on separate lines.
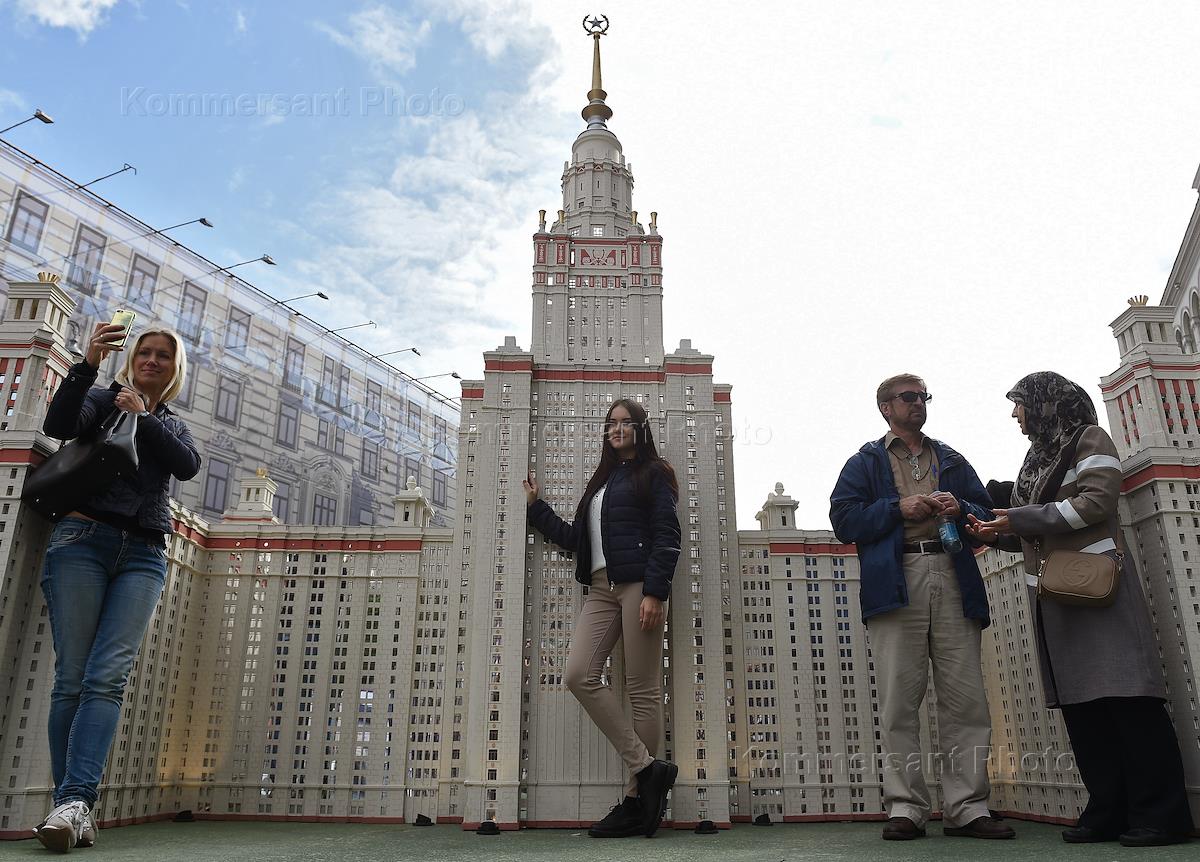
565, 569, 665, 796
866, 552, 993, 828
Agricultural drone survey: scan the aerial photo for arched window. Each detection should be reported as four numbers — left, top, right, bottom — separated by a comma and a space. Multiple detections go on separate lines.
1189, 292, 1200, 350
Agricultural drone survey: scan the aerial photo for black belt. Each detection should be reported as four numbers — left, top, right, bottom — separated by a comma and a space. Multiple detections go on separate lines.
902, 540, 945, 555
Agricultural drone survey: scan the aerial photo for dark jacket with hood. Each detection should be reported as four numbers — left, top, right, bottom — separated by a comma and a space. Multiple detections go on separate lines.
43, 361, 201, 535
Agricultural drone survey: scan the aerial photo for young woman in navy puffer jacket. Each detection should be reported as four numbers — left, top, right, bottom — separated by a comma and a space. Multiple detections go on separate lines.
524, 397, 681, 839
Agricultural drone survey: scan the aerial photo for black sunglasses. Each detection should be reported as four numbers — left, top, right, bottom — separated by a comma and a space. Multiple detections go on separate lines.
891, 391, 932, 404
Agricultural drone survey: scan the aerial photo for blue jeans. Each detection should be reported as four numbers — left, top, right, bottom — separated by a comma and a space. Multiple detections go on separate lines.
40, 517, 167, 807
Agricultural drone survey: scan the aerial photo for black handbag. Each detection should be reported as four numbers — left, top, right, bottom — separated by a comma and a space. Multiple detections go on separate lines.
22, 410, 141, 520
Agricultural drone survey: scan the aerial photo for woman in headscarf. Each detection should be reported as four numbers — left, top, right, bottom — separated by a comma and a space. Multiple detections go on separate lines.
968, 372, 1193, 847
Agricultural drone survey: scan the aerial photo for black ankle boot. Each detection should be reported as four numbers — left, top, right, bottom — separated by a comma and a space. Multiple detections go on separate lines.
588, 797, 642, 838
635, 760, 679, 837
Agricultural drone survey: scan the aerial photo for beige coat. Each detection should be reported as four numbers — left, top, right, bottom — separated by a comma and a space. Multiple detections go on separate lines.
1007, 425, 1165, 708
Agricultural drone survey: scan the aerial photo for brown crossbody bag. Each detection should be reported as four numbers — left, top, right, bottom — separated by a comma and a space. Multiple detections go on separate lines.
1032, 427, 1122, 608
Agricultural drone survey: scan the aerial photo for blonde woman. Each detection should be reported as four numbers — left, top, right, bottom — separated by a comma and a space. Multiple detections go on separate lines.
33, 322, 200, 851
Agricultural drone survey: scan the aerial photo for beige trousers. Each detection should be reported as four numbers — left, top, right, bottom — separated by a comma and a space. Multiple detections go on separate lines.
565, 569, 665, 796
866, 552, 993, 828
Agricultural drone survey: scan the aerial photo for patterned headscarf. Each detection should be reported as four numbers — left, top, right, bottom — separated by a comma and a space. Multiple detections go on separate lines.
1008, 372, 1098, 506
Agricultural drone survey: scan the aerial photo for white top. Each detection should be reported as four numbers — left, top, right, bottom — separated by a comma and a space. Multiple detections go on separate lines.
588, 485, 607, 574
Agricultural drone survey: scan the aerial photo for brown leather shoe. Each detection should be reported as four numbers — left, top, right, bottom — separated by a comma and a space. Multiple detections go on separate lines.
882, 817, 926, 840
944, 816, 1016, 839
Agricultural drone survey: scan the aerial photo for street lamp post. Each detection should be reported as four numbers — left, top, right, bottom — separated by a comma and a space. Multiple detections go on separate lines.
328, 321, 377, 335
206, 254, 276, 277
372, 347, 421, 360
0, 109, 54, 135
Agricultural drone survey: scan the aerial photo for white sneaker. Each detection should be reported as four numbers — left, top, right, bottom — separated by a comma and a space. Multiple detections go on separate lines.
76, 806, 97, 848
33, 800, 90, 852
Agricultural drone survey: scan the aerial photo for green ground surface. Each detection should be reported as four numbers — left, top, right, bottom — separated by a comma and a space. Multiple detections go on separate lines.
0, 819, 1194, 861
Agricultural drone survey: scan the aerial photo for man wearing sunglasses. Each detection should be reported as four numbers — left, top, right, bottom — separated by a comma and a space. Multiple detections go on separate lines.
830, 374, 1013, 841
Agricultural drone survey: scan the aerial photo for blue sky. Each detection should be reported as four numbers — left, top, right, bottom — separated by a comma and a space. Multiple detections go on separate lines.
5, 2, 1200, 529
0, 0, 574, 375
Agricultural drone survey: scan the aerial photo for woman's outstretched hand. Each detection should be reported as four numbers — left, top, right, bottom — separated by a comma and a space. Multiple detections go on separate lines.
639, 595, 664, 631
966, 510, 1010, 543
522, 471, 539, 507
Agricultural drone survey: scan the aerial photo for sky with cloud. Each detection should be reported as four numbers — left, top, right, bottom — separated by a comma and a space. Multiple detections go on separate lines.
3, 1, 1200, 529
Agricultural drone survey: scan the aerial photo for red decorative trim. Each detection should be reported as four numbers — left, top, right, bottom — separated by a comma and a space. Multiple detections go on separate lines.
1121, 463, 1200, 492
768, 542, 856, 556
0, 339, 51, 350
533, 369, 664, 383
197, 813, 406, 824
990, 810, 1074, 827
460, 388, 484, 400
171, 520, 209, 547
484, 359, 533, 372
0, 340, 74, 367
0, 448, 47, 465
520, 818, 730, 830
1102, 360, 1200, 393
437, 815, 464, 824
781, 813, 885, 823
713, 392, 732, 403
665, 362, 712, 375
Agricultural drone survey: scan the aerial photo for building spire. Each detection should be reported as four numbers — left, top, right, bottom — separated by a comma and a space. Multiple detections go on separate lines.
581, 15, 613, 130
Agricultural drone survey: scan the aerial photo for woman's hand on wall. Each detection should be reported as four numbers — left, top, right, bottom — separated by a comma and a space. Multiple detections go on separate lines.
522, 471, 539, 506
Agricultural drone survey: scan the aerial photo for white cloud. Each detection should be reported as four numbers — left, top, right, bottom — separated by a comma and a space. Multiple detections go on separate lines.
274, 4, 568, 386
416, 0, 546, 60
14, 0, 120, 35
234, 9, 246, 33
316, 5, 432, 77
0, 89, 24, 113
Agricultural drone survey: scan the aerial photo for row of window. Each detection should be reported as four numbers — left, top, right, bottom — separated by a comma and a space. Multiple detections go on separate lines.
5, 189, 453, 447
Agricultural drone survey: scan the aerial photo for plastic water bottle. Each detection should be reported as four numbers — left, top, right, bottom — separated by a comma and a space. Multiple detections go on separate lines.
937, 514, 963, 554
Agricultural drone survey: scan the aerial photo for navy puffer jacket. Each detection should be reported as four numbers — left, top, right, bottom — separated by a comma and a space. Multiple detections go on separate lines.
43, 361, 202, 534
526, 460, 681, 600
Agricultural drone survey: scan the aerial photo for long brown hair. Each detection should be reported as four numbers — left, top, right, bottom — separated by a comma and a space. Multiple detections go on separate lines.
575, 398, 678, 521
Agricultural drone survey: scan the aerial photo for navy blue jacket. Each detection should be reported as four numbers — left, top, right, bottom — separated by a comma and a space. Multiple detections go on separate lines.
829, 436, 993, 627
526, 460, 681, 600
43, 362, 202, 534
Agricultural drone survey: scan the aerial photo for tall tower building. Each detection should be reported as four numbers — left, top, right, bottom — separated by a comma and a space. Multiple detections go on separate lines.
448, 20, 739, 829
1097, 240, 1200, 820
